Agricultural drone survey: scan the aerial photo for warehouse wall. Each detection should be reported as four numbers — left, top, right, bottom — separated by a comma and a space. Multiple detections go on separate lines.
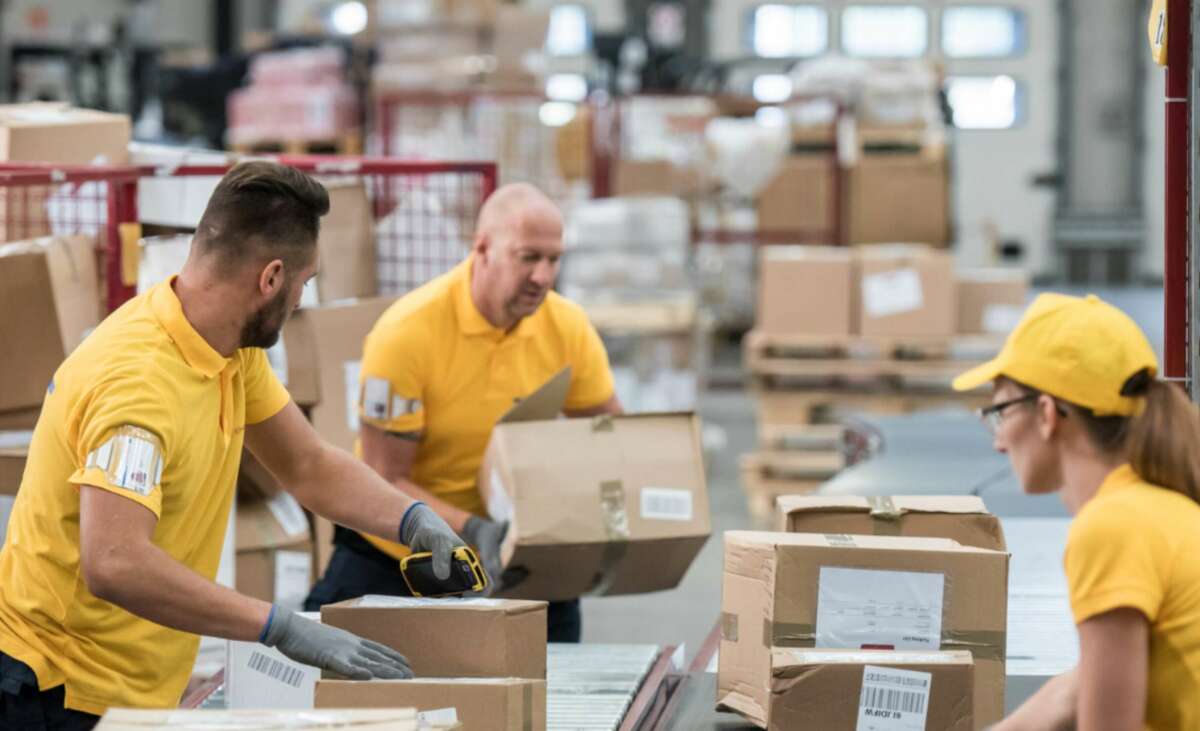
2, 0, 211, 47
1141, 30, 1166, 282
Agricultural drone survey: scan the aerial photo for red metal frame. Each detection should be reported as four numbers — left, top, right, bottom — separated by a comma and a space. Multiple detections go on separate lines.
1165, 0, 1191, 387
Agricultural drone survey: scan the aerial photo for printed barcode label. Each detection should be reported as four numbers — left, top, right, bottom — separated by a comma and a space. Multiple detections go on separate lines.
418, 707, 459, 727
247, 650, 306, 689
862, 268, 923, 318
640, 487, 694, 521
855, 665, 932, 731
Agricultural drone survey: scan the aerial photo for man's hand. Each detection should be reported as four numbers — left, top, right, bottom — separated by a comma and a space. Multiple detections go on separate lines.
262, 608, 412, 679
462, 516, 508, 588
400, 503, 463, 580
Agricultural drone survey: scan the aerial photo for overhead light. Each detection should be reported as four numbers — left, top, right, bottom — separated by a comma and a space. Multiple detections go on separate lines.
330, 1, 368, 35
539, 101, 578, 127
546, 74, 588, 102
752, 74, 793, 104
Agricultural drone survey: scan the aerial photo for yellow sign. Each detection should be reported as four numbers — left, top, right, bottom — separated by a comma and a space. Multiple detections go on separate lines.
1149, 0, 1167, 65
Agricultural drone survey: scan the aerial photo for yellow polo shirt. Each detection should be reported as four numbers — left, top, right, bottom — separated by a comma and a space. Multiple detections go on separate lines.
1064, 463, 1200, 730
0, 278, 290, 714
356, 257, 614, 559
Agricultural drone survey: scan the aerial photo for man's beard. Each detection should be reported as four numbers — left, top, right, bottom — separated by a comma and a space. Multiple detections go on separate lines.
240, 287, 290, 349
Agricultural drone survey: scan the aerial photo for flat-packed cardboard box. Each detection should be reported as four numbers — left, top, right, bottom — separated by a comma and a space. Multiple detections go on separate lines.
279, 297, 395, 439
765, 649, 974, 730
96, 709, 427, 730
321, 596, 547, 679
756, 246, 855, 337
311, 181, 377, 304
0, 236, 100, 412
847, 153, 949, 247
235, 492, 313, 610
718, 531, 1008, 729
756, 155, 835, 236
477, 371, 712, 601
775, 495, 1007, 551
316, 678, 545, 731
226, 612, 322, 709
856, 244, 955, 338
956, 269, 1029, 336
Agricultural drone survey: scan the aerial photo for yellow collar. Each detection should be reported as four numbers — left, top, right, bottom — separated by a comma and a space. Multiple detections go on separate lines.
149, 277, 232, 379
452, 256, 534, 340
1096, 463, 1141, 496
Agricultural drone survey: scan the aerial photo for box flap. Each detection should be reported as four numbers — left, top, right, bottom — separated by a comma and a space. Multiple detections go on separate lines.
497, 367, 570, 424
776, 495, 991, 517
762, 245, 851, 263
772, 648, 974, 669
726, 530, 985, 553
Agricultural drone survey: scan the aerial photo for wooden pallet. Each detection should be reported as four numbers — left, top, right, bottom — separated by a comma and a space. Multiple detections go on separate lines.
582, 297, 697, 336
229, 130, 363, 156
755, 388, 992, 427
757, 422, 846, 451
740, 466, 827, 526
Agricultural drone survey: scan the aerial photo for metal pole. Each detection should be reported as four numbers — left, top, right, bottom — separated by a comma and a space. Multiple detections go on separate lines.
1165, 0, 1191, 389
1190, 0, 1200, 397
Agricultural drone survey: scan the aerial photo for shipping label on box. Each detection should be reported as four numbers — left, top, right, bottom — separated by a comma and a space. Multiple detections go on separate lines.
775, 495, 1007, 551
856, 246, 955, 338
226, 612, 322, 710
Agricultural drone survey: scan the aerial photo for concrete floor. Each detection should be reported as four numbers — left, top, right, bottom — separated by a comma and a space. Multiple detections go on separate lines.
580, 285, 1165, 666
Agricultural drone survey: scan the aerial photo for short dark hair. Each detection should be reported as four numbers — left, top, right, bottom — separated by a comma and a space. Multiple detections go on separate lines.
194, 161, 330, 270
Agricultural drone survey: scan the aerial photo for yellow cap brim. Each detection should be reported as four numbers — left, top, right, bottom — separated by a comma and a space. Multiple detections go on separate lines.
952, 357, 1005, 392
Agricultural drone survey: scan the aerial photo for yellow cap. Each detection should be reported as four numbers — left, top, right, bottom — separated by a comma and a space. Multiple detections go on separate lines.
953, 293, 1159, 416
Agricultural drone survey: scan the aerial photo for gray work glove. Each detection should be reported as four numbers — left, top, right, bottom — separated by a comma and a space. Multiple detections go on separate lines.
399, 502, 463, 581
261, 607, 412, 680
462, 516, 508, 590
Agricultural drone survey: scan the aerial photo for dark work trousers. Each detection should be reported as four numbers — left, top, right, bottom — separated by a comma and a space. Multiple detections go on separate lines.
305, 528, 582, 643
0, 653, 100, 731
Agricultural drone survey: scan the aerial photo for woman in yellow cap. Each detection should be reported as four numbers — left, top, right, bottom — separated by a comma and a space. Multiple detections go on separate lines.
954, 293, 1200, 730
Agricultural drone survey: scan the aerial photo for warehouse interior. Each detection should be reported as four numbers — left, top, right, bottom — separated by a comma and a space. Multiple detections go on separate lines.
0, 1, 1193, 730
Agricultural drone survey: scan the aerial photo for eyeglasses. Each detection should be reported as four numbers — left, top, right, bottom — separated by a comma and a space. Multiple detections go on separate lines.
976, 394, 1039, 435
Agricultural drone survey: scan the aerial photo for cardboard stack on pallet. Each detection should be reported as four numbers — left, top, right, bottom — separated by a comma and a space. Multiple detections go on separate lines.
718, 497, 1009, 729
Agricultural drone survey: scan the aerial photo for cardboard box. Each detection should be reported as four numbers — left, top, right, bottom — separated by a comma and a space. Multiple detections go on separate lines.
96, 709, 426, 730
477, 371, 711, 601
0, 103, 129, 164
316, 678, 545, 731
0, 408, 39, 431
756, 246, 855, 337
956, 269, 1029, 336
279, 297, 395, 440
847, 153, 949, 246
226, 612, 322, 709
756, 155, 835, 236
237, 448, 283, 501
492, 6, 550, 75
321, 596, 547, 679
0, 236, 100, 412
314, 182, 377, 303
765, 649, 974, 730
235, 492, 313, 610
856, 245, 955, 337
775, 495, 1007, 551
718, 531, 1008, 729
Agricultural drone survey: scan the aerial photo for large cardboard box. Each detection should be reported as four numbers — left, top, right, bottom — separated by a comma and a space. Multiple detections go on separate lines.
477, 371, 711, 601
856, 245, 955, 338
718, 531, 1008, 729
309, 181, 377, 304
279, 297, 395, 439
765, 649, 974, 730
847, 153, 949, 247
321, 596, 547, 679
0, 236, 100, 412
235, 493, 313, 610
956, 269, 1029, 336
316, 678, 545, 731
226, 612, 322, 709
756, 155, 835, 236
775, 495, 1007, 551
237, 449, 283, 501
0, 103, 129, 163
756, 246, 855, 337
96, 709, 426, 730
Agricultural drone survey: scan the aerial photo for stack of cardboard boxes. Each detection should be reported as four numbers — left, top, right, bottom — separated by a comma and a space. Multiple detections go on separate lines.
717, 496, 1008, 729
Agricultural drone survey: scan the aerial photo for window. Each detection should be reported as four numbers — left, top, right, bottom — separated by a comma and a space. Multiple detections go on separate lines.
841, 6, 928, 58
546, 4, 590, 57
942, 7, 1026, 58
749, 4, 829, 58
945, 75, 1022, 129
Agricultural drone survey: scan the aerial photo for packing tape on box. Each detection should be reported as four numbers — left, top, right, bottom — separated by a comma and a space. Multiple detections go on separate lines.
866, 496, 903, 536
585, 480, 630, 596
761, 620, 1005, 661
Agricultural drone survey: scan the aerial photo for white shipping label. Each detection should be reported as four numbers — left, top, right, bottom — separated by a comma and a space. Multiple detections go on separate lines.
362, 377, 392, 422
982, 304, 1024, 334
640, 487, 694, 521
816, 567, 944, 651
418, 708, 459, 728
266, 492, 310, 537
862, 268, 924, 318
343, 361, 362, 433
856, 665, 932, 731
274, 551, 312, 611
486, 468, 514, 524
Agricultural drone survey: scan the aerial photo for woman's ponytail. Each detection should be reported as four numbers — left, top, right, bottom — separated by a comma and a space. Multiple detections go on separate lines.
1125, 380, 1200, 504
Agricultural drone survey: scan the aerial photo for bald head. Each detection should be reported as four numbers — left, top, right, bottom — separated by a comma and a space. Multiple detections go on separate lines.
470, 183, 565, 330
